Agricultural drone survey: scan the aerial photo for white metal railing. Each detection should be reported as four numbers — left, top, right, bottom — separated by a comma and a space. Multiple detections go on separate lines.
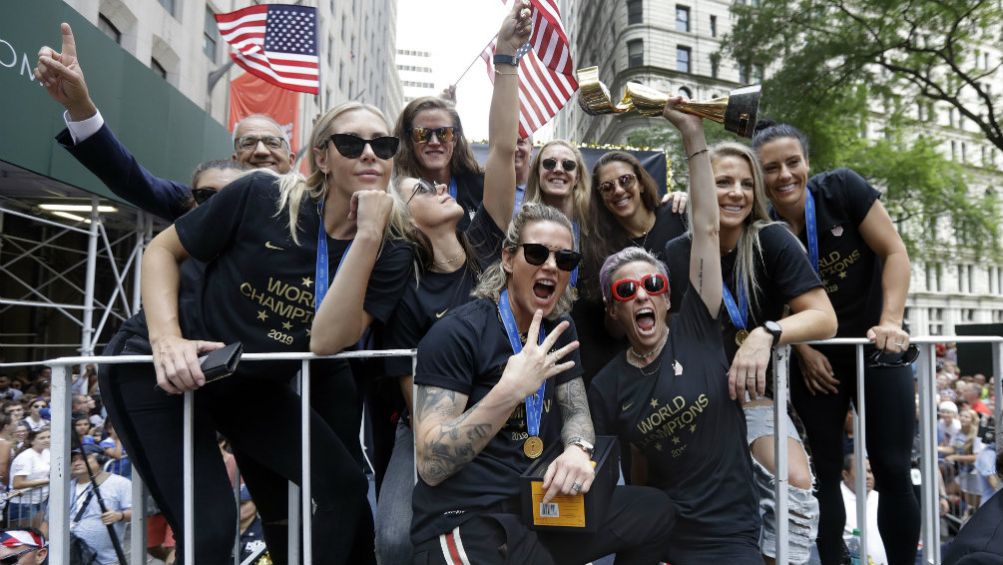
1, 336, 1000, 565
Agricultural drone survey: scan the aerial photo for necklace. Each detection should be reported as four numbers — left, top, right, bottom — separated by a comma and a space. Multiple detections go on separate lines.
628, 331, 668, 366
432, 250, 465, 269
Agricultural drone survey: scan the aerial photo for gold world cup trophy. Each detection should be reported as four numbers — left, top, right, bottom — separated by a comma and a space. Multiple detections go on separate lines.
576, 66, 762, 138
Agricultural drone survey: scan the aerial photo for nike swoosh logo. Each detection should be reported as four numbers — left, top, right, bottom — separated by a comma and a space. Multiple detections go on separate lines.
621, 401, 634, 412
435, 309, 449, 319
264, 241, 284, 251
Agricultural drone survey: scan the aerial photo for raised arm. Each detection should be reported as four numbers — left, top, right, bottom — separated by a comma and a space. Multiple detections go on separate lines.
542, 377, 597, 503
858, 200, 911, 352
662, 99, 721, 315
482, 0, 532, 229
37, 23, 192, 220
414, 312, 578, 486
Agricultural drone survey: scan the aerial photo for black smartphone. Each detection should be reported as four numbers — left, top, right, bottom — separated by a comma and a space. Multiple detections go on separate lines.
199, 342, 243, 382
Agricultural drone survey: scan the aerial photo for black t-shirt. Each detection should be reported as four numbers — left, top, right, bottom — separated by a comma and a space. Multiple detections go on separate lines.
632, 203, 688, 261
664, 223, 822, 360
589, 290, 759, 540
788, 168, 882, 338
454, 171, 485, 232
410, 298, 583, 542
383, 205, 505, 376
173, 172, 413, 377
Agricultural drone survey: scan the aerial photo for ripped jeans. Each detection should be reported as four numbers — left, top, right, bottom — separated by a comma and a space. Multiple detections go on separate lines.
744, 404, 820, 564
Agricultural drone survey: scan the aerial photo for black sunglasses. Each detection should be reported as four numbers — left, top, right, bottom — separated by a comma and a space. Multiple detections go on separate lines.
868, 344, 919, 368
408, 126, 459, 144
0, 547, 38, 564
542, 158, 577, 172
191, 188, 217, 205
328, 134, 399, 160
519, 243, 581, 272
406, 178, 439, 205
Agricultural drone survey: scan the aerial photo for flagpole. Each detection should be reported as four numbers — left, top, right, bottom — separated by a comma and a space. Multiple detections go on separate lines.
454, 33, 500, 85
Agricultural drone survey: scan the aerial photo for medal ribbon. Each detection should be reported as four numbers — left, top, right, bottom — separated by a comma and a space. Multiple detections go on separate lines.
721, 279, 748, 331
570, 221, 580, 292
498, 289, 546, 439
448, 176, 458, 201
805, 189, 819, 274
314, 199, 353, 310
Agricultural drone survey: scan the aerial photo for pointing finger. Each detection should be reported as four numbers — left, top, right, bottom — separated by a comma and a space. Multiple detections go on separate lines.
61, 23, 77, 60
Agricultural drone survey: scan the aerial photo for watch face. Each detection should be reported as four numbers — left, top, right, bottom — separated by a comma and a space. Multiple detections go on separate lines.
764, 321, 782, 336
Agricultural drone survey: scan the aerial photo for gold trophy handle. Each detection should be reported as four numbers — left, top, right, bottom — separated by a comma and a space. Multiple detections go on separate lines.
575, 66, 761, 137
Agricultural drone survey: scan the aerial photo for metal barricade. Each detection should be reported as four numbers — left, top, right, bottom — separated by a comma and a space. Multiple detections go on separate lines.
1, 336, 1000, 565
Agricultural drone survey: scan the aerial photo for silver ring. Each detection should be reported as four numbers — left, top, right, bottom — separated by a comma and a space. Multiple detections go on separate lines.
571, 482, 582, 492
896, 340, 905, 346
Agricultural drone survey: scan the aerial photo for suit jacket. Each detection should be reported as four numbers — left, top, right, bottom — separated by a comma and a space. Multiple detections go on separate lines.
56, 124, 192, 221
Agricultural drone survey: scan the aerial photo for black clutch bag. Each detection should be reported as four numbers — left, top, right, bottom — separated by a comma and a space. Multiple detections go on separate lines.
519, 435, 619, 532
199, 342, 243, 382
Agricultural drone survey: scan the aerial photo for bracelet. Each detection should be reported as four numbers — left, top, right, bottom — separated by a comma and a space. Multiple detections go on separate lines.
687, 148, 709, 160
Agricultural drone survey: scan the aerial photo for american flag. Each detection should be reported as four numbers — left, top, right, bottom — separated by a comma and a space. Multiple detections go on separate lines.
215, 4, 320, 94
480, 1, 577, 138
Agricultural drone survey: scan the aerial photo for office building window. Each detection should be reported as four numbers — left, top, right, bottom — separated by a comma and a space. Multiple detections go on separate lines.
928, 307, 943, 335
710, 54, 719, 78
676, 5, 690, 32
753, 63, 764, 82
710, 15, 717, 37
627, 0, 643, 25
739, 62, 750, 84
676, 45, 691, 73
98, 14, 121, 45
158, 0, 175, 17
628, 40, 643, 67
151, 57, 167, 79
203, 8, 219, 60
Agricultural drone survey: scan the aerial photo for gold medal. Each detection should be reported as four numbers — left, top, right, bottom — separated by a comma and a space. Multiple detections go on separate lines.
735, 329, 749, 346
523, 436, 544, 459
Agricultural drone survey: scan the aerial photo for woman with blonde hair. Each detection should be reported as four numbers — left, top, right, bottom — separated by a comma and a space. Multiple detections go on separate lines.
143, 101, 412, 564
663, 140, 836, 564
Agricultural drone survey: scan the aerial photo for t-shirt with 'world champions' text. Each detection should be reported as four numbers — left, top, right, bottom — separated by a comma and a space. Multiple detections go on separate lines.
174, 172, 413, 378
410, 298, 583, 543
589, 289, 759, 543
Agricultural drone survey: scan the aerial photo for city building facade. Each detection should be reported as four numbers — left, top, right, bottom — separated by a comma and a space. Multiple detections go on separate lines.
396, 46, 439, 104
555, 0, 1003, 337
63, 0, 403, 146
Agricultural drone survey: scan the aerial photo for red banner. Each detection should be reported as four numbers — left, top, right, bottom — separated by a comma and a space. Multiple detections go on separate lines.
228, 72, 300, 155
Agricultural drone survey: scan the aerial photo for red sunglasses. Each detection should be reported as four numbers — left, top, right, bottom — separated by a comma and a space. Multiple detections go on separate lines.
611, 273, 669, 302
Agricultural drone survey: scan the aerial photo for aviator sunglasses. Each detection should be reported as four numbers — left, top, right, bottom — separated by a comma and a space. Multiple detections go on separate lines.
327, 134, 399, 160
0, 548, 38, 565
598, 173, 637, 194
408, 126, 459, 144
611, 273, 669, 302
518, 243, 582, 272
542, 158, 577, 172
868, 344, 920, 368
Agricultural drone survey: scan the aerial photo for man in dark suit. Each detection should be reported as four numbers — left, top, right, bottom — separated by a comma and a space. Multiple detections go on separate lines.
35, 23, 293, 221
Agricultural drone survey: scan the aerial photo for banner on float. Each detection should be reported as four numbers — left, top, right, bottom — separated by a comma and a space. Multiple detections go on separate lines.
228, 72, 300, 155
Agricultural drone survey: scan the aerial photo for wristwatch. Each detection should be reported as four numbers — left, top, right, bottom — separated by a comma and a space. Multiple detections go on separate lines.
762, 320, 783, 343
493, 53, 520, 67
567, 437, 594, 456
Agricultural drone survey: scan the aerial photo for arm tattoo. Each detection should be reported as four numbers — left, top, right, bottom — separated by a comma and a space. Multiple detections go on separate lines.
415, 385, 496, 485
557, 378, 595, 445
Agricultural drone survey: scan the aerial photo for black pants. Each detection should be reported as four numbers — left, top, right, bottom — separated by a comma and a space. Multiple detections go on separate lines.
412, 485, 674, 565
99, 332, 375, 565
99, 332, 236, 564
790, 345, 920, 565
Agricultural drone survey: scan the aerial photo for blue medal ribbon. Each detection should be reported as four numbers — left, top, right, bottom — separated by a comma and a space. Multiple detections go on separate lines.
805, 189, 819, 274
721, 279, 748, 331
314, 199, 353, 310
498, 289, 546, 439
448, 176, 458, 201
